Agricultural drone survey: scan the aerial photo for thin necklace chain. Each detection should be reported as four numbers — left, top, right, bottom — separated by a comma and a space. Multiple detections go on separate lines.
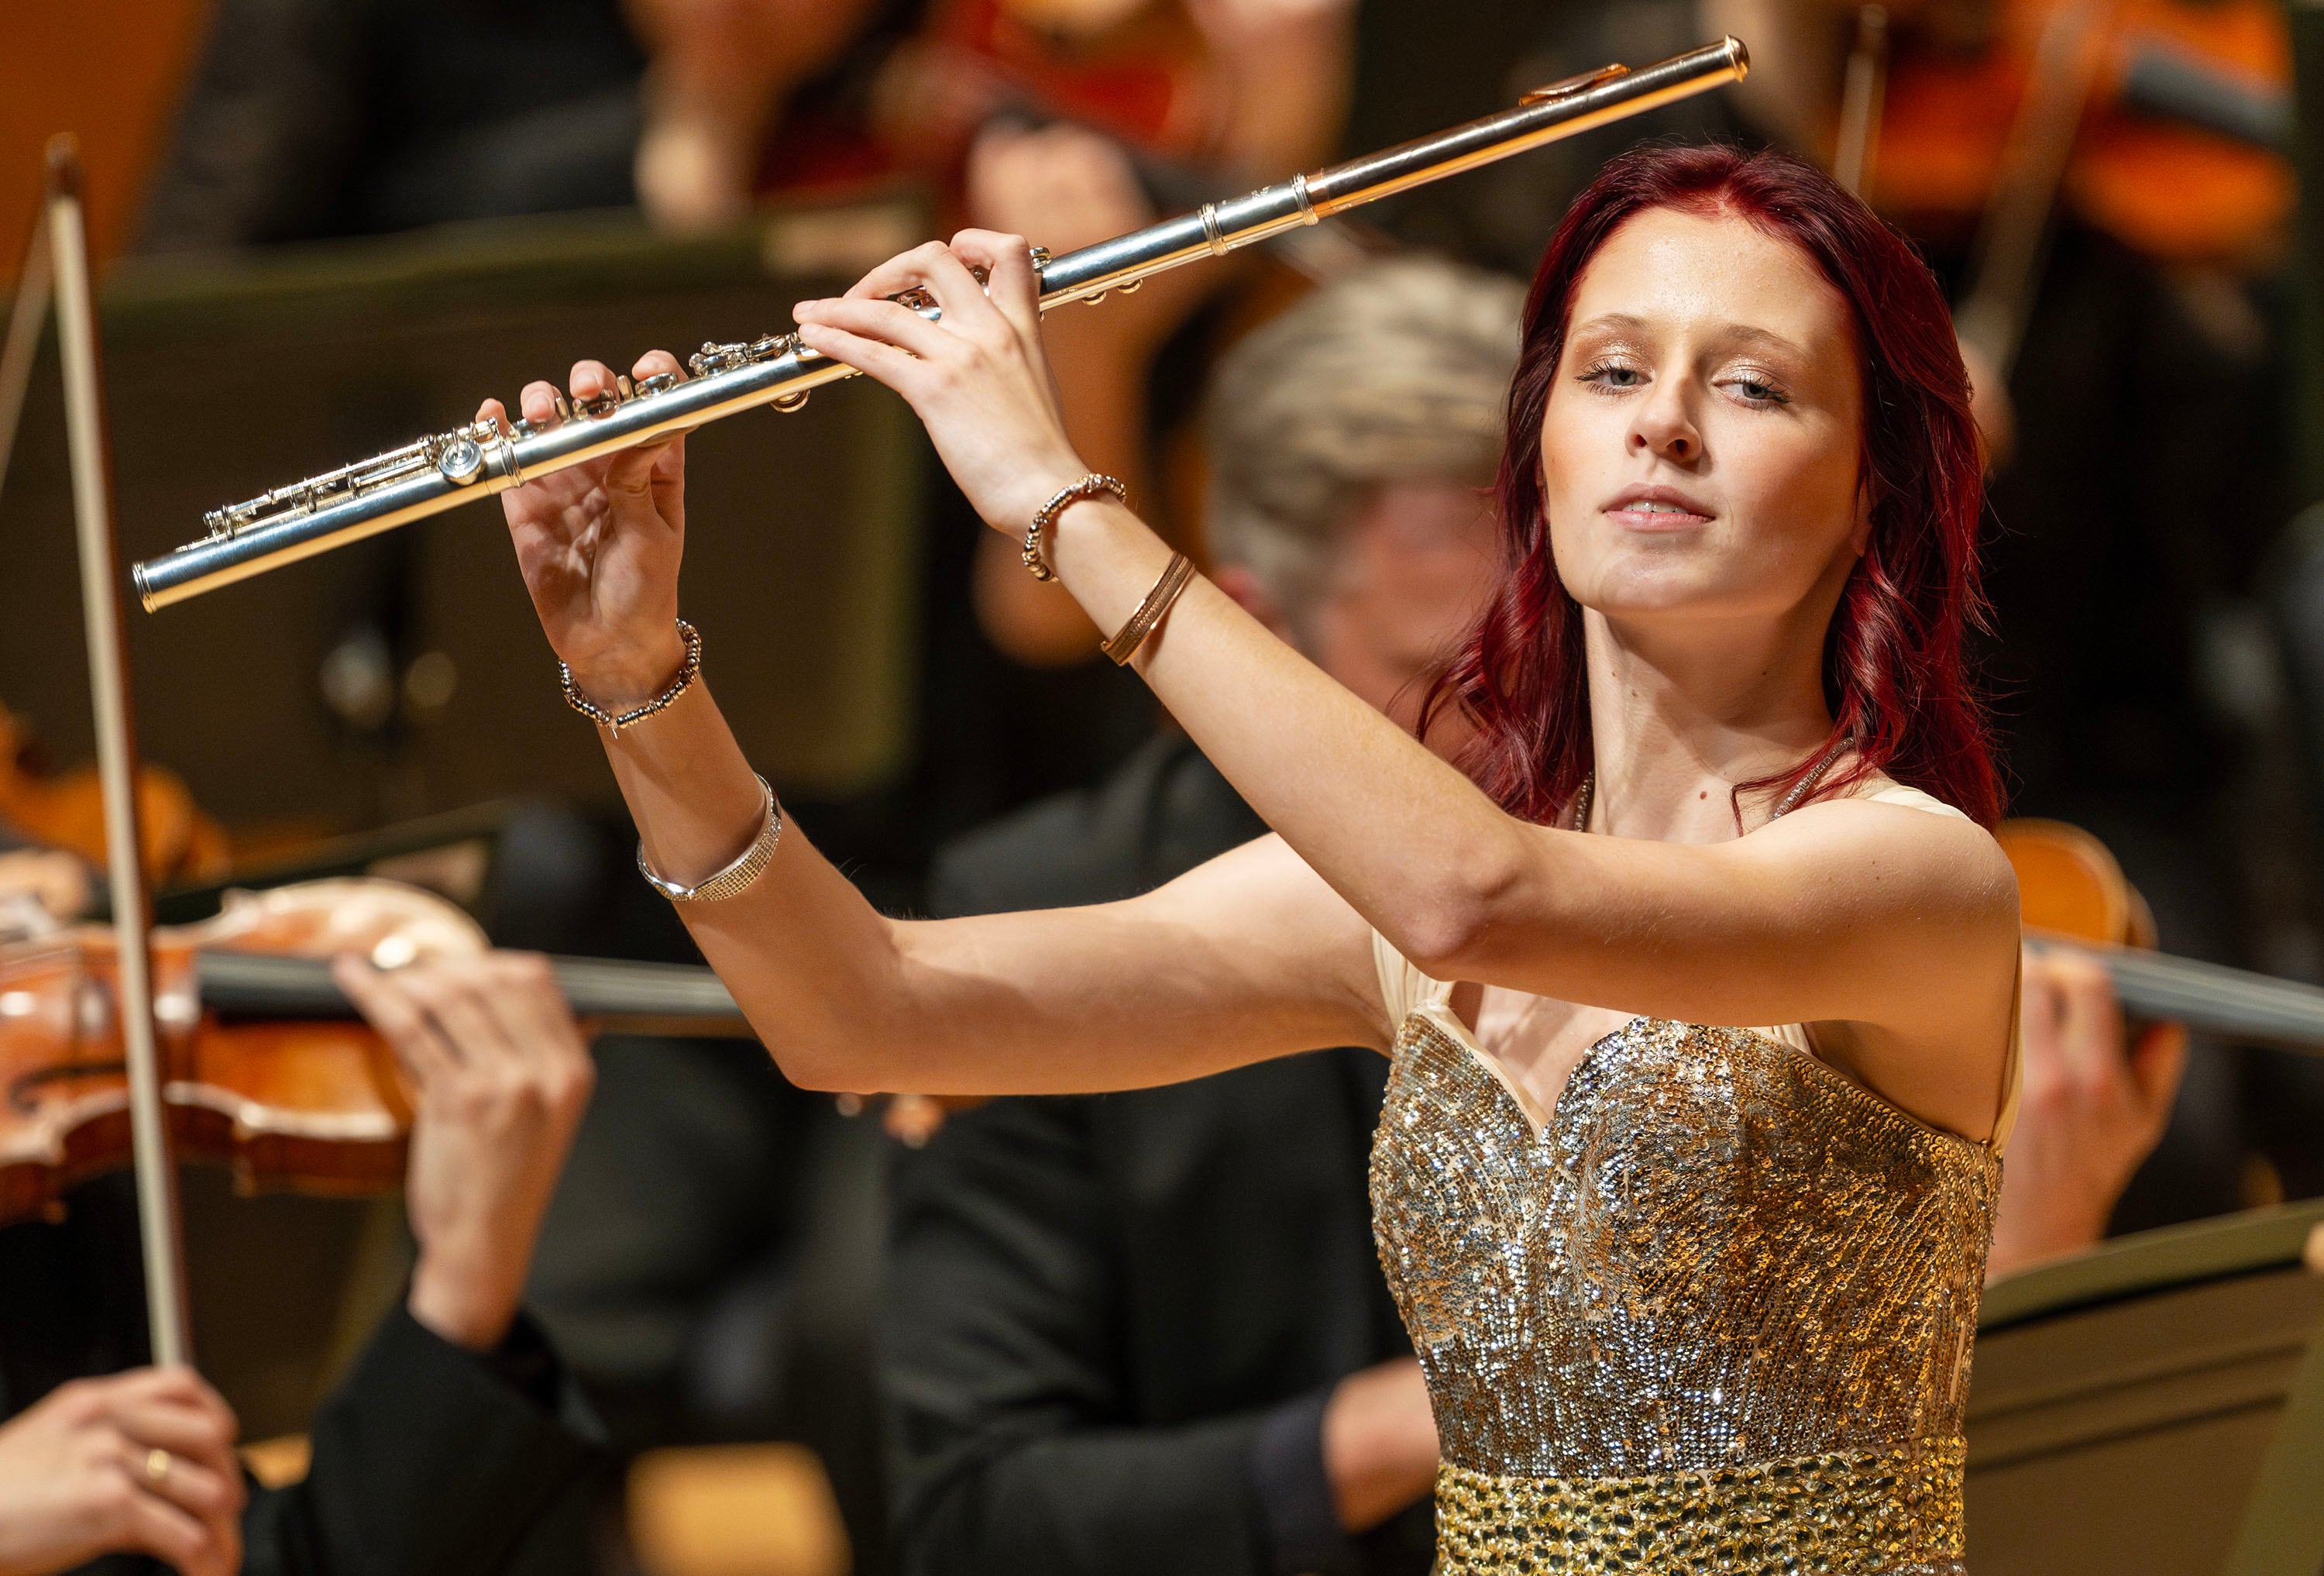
1570, 738, 1848, 834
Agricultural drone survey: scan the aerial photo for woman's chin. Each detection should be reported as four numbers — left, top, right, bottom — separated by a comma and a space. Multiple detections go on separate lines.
1570, 572, 1749, 622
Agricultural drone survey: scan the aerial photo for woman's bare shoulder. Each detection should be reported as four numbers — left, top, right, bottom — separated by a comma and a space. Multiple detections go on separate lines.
1751, 778, 2016, 925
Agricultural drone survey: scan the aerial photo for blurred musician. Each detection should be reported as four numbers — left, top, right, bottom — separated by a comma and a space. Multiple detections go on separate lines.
885, 256, 1517, 1576
141, 0, 648, 251
1989, 947, 2190, 1277
0, 850, 603, 1576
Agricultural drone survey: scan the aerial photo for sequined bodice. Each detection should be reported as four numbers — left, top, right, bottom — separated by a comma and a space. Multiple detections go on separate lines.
1370, 1007, 1999, 1574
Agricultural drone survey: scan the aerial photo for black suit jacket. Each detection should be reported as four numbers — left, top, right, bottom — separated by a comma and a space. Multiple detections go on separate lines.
885, 735, 1432, 1576
0, 1172, 600, 1576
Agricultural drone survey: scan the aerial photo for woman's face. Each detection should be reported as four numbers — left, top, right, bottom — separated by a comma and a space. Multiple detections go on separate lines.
1540, 206, 1867, 639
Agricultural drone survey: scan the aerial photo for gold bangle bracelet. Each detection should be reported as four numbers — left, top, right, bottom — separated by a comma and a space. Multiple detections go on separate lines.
1101, 552, 1195, 666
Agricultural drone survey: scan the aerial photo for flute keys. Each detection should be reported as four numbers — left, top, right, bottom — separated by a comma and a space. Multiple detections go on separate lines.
435, 434, 484, 484
639, 373, 680, 396
690, 334, 789, 377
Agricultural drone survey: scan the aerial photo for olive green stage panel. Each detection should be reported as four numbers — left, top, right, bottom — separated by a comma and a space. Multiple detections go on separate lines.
0, 196, 927, 832
1969, 1199, 2324, 1575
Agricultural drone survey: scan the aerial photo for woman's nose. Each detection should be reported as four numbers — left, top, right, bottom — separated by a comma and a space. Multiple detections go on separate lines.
1630, 387, 1700, 462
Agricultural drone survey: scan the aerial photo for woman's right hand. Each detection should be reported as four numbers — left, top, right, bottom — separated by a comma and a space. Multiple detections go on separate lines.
489, 351, 691, 707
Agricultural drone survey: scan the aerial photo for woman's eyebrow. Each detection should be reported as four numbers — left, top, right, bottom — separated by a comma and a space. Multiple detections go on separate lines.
1710, 323, 1810, 360
1569, 312, 1648, 340
1569, 315, 1806, 357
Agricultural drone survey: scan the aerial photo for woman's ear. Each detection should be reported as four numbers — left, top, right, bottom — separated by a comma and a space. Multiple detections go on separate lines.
1849, 476, 1874, 557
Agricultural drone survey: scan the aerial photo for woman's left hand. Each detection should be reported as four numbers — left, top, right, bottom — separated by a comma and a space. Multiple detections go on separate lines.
792, 232, 1090, 535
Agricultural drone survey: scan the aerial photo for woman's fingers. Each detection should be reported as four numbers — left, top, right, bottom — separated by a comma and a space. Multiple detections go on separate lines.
796, 296, 956, 362
838, 239, 977, 304
518, 380, 566, 428
604, 442, 682, 530
632, 347, 686, 383
569, 358, 621, 400
795, 320, 933, 397
948, 228, 1046, 340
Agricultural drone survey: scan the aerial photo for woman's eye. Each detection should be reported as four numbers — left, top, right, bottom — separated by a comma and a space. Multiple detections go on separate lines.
1724, 376, 1789, 405
1583, 363, 1645, 390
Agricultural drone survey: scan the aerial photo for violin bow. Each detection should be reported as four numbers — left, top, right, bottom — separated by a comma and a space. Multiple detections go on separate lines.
0, 205, 46, 513
1953, 0, 2116, 381
1832, 4, 1889, 198
43, 138, 194, 1366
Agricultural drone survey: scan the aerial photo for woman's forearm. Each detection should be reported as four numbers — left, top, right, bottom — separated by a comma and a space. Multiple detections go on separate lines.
592, 677, 913, 1082
590, 673, 1377, 1093
598, 678, 766, 886
1046, 496, 1534, 968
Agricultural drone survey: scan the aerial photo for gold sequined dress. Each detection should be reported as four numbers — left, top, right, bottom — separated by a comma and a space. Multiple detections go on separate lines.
1367, 784, 2017, 1576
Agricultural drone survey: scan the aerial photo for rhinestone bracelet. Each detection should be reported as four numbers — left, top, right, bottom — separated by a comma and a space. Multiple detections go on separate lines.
562, 619, 700, 736
638, 773, 783, 903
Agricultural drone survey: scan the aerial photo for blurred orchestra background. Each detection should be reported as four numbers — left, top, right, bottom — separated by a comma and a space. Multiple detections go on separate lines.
9, 1, 2324, 1572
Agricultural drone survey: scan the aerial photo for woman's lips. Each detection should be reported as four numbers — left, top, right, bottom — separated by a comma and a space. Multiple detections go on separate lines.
1604, 484, 1714, 529
1605, 502, 1714, 530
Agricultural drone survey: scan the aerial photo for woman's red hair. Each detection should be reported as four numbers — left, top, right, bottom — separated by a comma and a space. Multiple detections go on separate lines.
1422, 143, 2003, 828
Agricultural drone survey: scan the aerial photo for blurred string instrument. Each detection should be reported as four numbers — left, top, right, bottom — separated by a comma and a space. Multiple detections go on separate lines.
757, 0, 1222, 200
133, 36, 1752, 610
1999, 818, 2324, 1051
0, 876, 748, 1227
876, 0, 1222, 177
1832, 0, 2290, 377
876, 0, 1386, 284
0, 700, 227, 887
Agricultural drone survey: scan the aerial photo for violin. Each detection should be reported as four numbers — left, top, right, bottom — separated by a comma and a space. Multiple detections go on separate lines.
0, 700, 228, 890
0, 877, 749, 1227
1872, 0, 2291, 264
875, 0, 1217, 181
1997, 817, 2324, 1051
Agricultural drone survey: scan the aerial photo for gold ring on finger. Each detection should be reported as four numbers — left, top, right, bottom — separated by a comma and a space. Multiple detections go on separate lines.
143, 1447, 171, 1486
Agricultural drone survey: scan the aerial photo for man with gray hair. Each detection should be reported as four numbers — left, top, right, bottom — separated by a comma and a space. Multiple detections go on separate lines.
883, 256, 1521, 1576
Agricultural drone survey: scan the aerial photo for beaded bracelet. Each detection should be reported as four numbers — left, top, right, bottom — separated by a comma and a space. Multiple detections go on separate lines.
1023, 473, 1128, 581
562, 619, 700, 737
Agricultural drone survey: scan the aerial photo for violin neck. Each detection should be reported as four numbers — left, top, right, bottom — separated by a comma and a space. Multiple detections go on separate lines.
2030, 935, 2324, 1055
194, 950, 752, 1038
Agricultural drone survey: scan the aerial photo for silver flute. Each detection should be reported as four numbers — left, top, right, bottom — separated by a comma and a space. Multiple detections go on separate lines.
136, 36, 1748, 612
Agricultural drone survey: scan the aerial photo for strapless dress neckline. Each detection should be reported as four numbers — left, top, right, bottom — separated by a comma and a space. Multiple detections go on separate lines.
1370, 1006, 1998, 1575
